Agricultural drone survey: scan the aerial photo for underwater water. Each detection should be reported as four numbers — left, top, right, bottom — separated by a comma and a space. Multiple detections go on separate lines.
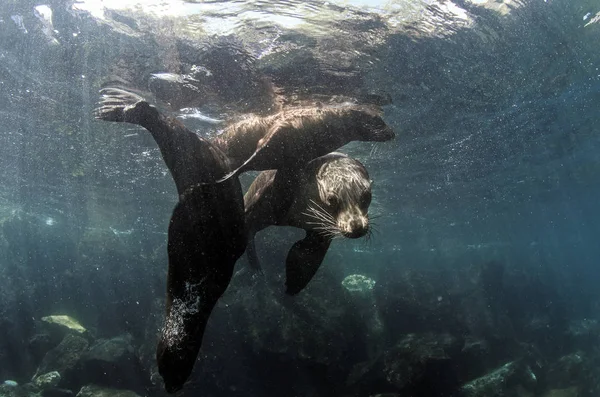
0, 0, 599, 396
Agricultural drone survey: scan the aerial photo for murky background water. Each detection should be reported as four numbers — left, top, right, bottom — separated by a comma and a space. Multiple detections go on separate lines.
0, 0, 599, 396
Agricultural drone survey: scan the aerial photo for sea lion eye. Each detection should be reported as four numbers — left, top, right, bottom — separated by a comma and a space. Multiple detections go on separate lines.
327, 195, 338, 206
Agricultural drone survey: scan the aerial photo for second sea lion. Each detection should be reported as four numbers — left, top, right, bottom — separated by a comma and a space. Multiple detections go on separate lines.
213, 103, 395, 182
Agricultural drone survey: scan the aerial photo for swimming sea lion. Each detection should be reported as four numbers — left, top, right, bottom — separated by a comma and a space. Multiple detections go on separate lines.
212, 103, 395, 182
94, 88, 246, 393
244, 152, 372, 294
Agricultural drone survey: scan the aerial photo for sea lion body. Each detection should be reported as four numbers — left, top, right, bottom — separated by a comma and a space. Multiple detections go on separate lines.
95, 88, 246, 393
213, 104, 394, 181
244, 152, 372, 294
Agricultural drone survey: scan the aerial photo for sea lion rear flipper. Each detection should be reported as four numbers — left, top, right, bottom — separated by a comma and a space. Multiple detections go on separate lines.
285, 231, 332, 295
94, 87, 153, 124
157, 186, 242, 393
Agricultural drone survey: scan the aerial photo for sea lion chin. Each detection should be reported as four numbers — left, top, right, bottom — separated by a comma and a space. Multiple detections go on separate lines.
243, 152, 372, 294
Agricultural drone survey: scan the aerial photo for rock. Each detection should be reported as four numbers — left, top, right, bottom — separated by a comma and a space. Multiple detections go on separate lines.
41, 316, 86, 335
41, 388, 74, 397
84, 334, 134, 363
194, 262, 370, 396
75, 385, 141, 397
28, 334, 54, 363
341, 274, 376, 294
541, 387, 579, 397
545, 352, 584, 389
348, 333, 462, 395
341, 274, 383, 358
460, 360, 537, 397
0, 383, 37, 397
61, 334, 148, 392
225, 274, 366, 367
36, 334, 89, 378
32, 371, 61, 389
566, 319, 600, 351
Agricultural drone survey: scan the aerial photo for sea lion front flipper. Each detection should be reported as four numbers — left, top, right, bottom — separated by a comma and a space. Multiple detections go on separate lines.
285, 231, 332, 295
215, 152, 256, 183
244, 168, 303, 274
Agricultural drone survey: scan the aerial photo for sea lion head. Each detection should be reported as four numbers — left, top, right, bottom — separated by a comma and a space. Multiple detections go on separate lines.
347, 105, 395, 142
311, 156, 372, 239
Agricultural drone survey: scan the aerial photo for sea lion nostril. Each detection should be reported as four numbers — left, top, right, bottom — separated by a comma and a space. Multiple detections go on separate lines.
341, 218, 368, 238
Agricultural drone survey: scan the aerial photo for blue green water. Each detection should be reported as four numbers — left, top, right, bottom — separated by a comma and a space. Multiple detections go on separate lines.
0, 0, 599, 396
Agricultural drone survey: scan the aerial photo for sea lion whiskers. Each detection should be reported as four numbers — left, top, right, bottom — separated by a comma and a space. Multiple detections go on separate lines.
303, 200, 336, 228
302, 199, 343, 239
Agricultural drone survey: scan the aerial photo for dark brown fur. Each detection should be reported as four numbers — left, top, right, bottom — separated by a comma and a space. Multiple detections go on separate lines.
213, 103, 394, 181
95, 88, 246, 393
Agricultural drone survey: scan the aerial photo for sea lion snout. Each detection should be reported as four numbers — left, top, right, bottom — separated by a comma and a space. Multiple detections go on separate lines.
338, 208, 369, 238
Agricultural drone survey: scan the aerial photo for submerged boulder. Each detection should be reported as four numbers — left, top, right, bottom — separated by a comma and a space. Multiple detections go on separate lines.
540, 387, 579, 397
36, 334, 89, 378
348, 333, 462, 395
62, 334, 148, 392
40, 389, 74, 397
545, 352, 585, 389
41, 316, 86, 335
342, 274, 376, 295
36, 333, 148, 393
75, 385, 141, 397
459, 360, 537, 397
0, 383, 37, 397
194, 263, 370, 396
32, 371, 61, 389
342, 274, 383, 358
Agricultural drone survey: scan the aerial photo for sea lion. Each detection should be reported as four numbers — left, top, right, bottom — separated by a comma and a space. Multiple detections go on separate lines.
244, 152, 372, 294
212, 103, 395, 182
94, 88, 246, 393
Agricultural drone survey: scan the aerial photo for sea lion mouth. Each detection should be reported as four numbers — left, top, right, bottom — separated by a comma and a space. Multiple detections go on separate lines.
339, 216, 369, 239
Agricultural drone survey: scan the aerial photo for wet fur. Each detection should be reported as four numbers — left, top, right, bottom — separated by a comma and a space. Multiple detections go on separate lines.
213, 104, 393, 181
95, 88, 246, 393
